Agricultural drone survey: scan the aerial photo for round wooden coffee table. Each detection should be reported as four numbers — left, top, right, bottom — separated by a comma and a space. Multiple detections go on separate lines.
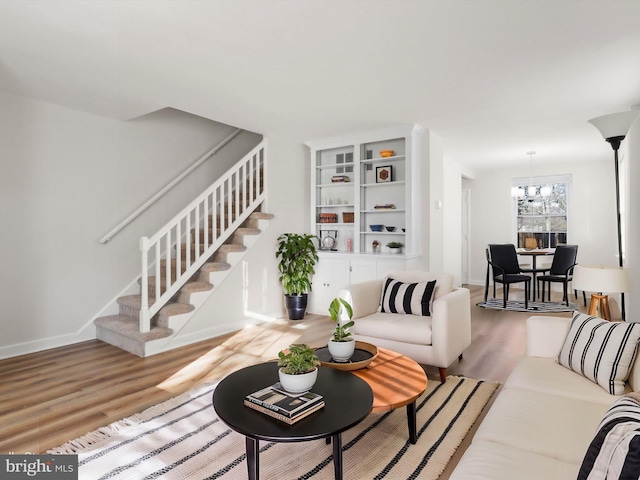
349, 347, 427, 444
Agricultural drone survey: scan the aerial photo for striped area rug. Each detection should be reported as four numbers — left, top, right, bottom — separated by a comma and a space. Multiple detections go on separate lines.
477, 298, 578, 313
49, 376, 498, 480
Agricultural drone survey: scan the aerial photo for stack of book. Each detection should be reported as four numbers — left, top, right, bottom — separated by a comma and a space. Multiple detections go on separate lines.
244, 383, 325, 425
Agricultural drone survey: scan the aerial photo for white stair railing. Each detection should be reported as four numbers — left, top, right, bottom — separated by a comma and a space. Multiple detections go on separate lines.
138, 140, 266, 332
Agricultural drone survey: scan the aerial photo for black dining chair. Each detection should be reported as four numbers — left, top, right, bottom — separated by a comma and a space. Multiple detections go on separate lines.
487, 244, 531, 309
537, 245, 578, 306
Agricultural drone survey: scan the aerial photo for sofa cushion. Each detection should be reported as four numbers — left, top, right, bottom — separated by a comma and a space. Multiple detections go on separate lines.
473, 387, 611, 465
380, 278, 436, 316
505, 357, 629, 405
578, 392, 640, 480
353, 312, 432, 346
451, 441, 580, 480
557, 312, 640, 395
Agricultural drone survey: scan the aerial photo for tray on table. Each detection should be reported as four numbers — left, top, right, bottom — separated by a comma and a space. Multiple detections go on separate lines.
315, 341, 378, 371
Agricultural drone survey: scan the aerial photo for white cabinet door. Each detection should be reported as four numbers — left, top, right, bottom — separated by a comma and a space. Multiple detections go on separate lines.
307, 259, 350, 314
349, 258, 377, 284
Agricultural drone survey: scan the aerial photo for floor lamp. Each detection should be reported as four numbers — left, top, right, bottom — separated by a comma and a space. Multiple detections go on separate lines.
572, 265, 630, 321
588, 110, 640, 321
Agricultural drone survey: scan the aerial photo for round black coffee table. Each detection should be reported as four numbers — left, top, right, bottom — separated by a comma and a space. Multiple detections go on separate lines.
213, 362, 373, 480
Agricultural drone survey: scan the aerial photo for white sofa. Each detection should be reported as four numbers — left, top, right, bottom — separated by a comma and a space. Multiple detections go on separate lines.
450, 315, 640, 480
338, 271, 471, 383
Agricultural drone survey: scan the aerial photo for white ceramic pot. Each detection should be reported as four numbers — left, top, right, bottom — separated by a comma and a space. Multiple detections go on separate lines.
389, 247, 403, 254
328, 338, 356, 362
278, 367, 318, 393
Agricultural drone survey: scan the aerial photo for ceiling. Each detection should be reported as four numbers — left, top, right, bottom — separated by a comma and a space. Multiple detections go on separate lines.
1, 0, 639, 171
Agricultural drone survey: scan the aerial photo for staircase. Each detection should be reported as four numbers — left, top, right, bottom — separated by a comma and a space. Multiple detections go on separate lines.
94, 140, 271, 357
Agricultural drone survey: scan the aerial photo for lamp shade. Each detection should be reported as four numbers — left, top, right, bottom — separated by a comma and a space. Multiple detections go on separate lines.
587, 111, 640, 140
572, 265, 631, 293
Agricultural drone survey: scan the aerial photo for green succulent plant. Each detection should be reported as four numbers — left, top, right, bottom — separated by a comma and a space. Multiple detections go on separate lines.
386, 241, 404, 248
328, 298, 355, 342
277, 344, 320, 375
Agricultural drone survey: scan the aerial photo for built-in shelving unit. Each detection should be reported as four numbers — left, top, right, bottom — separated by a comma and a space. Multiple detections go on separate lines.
305, 125, 425, 314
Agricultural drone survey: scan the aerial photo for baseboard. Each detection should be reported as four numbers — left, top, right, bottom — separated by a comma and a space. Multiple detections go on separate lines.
0, 333, 88, 361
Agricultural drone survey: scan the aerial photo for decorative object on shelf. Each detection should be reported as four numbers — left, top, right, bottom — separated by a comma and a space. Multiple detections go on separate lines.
345, 232, 353, 252
276, 233, 319, 320
374, 204, 396, 209
387, 241, 404, 254
277, 344, 321, 393
318, 213, 338, 223
336, 152, 354, 174
319, 230, 338, 251
331, 175, 350, 183
402, 228, 406, 232
370, 224, 384, 232
524, 237, 538, 250
366, 150, 373, 159
327, 298, 356, 362
342, 212, 354, 223
379, 150, 395, 157
572, 265, 631, 321
385, 226, 396, 232
372, 240, 380, 253
587, 110, 640, 321
376, 165, 392, 183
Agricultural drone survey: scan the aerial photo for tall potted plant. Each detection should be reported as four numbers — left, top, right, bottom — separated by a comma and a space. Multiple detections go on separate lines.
275, 233, 319, 320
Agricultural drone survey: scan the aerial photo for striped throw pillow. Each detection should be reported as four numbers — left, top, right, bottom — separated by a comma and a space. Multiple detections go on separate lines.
557, 312, 640, 395
578, 392, 640, 480
380, 278, 436, 316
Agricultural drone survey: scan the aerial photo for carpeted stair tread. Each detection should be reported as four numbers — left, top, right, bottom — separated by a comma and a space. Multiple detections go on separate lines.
250, 212, 273, 220
94, 315, 172, 341
200, 262, 231, 273
218, 244, 246, 253
235, 227, 261, 236
180, 281, 213, 294
158, 302, 194, 317
117, 295, 149, 309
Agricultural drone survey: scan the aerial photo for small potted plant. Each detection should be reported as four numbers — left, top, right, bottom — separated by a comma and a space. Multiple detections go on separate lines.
277, 344, 321, 393
386, 241, 404, 254
275, 233, 319, 320
327, 298, 356, 362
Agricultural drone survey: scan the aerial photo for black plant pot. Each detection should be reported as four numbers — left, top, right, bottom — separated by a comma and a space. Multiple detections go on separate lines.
285, 294, 308, 320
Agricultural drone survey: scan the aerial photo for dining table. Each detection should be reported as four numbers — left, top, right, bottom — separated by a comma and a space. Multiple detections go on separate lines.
516, 248, 555, 299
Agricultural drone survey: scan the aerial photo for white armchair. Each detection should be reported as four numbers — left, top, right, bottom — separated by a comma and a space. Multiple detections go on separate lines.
338, 271, 471, 383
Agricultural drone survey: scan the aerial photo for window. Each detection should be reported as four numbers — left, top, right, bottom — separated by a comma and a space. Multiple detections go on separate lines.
512, 175, 570, 249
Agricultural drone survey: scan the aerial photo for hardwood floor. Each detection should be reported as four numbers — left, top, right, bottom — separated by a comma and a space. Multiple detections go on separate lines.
0, 285, 580, 456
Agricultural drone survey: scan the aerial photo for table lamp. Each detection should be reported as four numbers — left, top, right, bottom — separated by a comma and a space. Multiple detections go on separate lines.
572, 265, 631, 321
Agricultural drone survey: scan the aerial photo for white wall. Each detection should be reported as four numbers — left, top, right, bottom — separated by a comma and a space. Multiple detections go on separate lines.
467, 158, 618, 287
0, 91, 262, 357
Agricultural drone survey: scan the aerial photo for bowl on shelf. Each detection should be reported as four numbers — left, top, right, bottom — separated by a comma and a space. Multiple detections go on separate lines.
385, 226, 396, 232
370, 224, 384, 232
379, 150, 395, 157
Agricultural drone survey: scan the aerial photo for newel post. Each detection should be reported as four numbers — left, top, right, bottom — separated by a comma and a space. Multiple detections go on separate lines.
139, 236, 151, 333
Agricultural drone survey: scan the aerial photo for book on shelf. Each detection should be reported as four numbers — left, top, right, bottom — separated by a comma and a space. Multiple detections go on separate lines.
244, 383, 325, 424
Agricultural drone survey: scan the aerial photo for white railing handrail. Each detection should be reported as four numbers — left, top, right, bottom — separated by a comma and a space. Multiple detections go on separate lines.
138, 139, 266, 332
99, 128, 243, 244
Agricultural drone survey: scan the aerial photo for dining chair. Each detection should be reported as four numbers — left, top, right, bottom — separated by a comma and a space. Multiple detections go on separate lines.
487, 244, 531, 309
537, 245, 578, 306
